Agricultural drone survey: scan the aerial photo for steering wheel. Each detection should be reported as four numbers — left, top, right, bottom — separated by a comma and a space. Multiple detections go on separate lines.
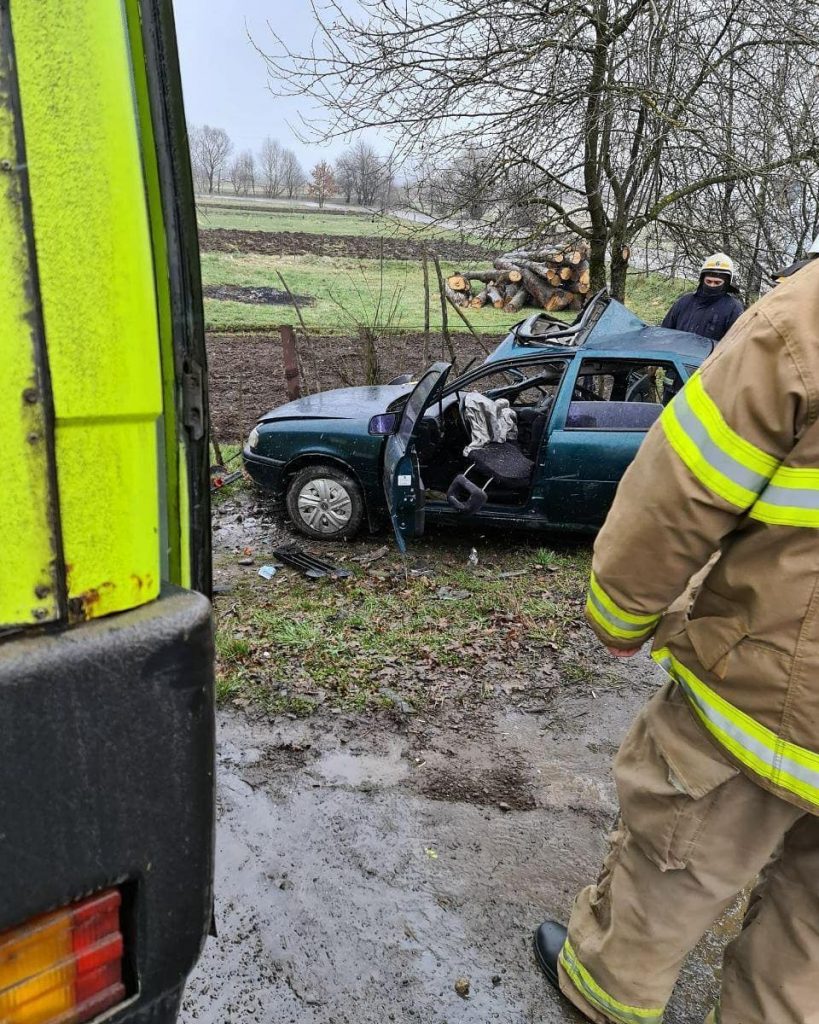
625, 372, 654, 403
572, 383, 605, 401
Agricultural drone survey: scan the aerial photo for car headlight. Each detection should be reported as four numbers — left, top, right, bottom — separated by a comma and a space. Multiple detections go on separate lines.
248, 426, 260, 450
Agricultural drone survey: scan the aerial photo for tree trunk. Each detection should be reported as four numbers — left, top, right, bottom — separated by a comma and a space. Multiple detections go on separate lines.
588, 235, 607, 294
608, 241, 630, 302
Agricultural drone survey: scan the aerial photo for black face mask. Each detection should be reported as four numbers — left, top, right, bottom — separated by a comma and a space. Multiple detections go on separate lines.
700, 280, 727, 299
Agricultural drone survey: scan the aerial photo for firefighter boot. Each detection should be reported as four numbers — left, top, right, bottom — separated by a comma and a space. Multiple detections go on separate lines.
533, 920, 568, 989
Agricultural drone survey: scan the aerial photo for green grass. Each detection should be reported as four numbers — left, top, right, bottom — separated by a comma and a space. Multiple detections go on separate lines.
201, 249, 691, 334
213, 541, 597, 714
201, 250, 517, 333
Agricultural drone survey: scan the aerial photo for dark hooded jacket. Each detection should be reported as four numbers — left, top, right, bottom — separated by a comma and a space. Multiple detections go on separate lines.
661, 284, 744, 341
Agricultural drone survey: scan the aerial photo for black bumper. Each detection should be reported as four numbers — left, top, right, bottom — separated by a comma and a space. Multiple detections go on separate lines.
243, 446, 287, 495
0, 587, 215, 1023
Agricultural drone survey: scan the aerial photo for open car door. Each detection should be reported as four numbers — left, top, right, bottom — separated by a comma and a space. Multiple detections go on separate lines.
383, 361, 451, 550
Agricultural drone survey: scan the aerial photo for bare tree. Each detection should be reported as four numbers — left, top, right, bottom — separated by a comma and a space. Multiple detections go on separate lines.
189, 124, 233, 195
260, 0, 819, 300
307, 160, 337, 207
230, 150, 256, 195
335, 151, 356, 204
280, 148, 307, 199
259, 137, 284, 197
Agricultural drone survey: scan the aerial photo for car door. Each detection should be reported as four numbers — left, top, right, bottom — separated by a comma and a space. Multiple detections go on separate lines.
540, 356, 683, 527
383, 362, 451, 550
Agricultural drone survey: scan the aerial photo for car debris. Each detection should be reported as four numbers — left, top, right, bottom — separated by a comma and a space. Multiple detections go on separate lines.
273, 546, 352, 580
210, 469, 242, 492
258, 564, 280, 580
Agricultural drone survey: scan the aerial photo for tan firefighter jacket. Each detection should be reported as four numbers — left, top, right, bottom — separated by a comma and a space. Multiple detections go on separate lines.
586, 257, 819, 813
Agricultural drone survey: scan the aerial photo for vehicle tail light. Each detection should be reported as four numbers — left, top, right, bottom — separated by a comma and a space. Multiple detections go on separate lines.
0, 889, 126, 1024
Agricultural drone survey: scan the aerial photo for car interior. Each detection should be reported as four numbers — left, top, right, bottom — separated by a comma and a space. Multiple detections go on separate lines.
412, 358, 684, 513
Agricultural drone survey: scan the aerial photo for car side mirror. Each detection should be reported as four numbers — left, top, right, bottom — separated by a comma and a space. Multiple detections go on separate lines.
368, 413, 399, 435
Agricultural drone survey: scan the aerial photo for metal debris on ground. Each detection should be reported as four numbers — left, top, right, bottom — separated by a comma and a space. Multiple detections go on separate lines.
273, 546, 352, 580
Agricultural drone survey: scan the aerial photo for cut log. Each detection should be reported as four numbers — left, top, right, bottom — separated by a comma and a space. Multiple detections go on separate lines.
577, 280, 591, 294
519, 268, 555, 308
544, 288, 575, 312
576, 261, 591, 287
504, 282, 519, 301
447, 274, 469, 292
444, 282, 469, 307
504, 288, 530, 312
493, 257, 525, 278
559, 265, 574, 281
470, 289, 489, 309
546, 269, 563, 287
486, 284, 505, 308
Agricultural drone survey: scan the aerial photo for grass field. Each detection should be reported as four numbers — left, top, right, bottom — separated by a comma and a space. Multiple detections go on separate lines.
197, 205, 419, 239
198, 202, 692, 334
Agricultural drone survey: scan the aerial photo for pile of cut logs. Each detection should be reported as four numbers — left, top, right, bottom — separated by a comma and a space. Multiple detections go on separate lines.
445, 242, 591, 314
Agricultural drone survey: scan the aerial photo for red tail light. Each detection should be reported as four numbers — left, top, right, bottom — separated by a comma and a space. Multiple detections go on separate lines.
0, 888, 126, 1024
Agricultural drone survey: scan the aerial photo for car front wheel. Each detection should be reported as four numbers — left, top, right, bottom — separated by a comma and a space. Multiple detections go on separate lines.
285, 464, 365, 541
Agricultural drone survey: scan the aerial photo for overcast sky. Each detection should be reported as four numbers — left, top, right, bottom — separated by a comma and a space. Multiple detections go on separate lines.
172, 0, 373, 167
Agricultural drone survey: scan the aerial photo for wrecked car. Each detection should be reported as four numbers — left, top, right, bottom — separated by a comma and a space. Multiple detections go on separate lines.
243, 291, 714, 546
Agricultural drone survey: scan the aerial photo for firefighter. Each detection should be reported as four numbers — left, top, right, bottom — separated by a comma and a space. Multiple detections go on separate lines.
661, 253, 744, 341
533, 254, 819, 1024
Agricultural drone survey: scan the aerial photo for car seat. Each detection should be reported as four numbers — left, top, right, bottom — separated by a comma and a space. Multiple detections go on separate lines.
446, 441, 535, 513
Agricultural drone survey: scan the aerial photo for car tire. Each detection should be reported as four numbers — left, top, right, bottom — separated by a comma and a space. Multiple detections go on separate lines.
286, 464, 365, 541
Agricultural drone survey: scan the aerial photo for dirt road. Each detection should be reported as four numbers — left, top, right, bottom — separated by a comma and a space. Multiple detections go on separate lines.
180, 665, 731, 1024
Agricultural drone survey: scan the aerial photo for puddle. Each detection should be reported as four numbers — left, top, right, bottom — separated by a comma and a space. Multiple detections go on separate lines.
311, 745, 408, 787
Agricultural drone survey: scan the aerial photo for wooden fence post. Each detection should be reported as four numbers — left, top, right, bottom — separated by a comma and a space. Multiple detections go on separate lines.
280, 324, 302, 400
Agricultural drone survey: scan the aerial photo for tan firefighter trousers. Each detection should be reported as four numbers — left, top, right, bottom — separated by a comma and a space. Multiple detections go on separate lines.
557, 680, 819, 1024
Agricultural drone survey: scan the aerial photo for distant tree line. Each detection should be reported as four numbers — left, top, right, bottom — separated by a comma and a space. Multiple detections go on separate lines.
188, 125, 394, 211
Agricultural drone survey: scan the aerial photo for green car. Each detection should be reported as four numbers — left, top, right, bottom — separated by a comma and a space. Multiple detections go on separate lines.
243, 292, 713, 547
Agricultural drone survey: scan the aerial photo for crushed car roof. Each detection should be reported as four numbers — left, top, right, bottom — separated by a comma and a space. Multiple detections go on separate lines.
487, 291, 715, 364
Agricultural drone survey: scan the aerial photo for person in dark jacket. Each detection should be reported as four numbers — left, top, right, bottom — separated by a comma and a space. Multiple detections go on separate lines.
661, 252, 744, 342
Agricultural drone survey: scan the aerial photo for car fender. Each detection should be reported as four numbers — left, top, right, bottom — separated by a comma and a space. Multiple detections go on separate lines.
283, 452, 384, 531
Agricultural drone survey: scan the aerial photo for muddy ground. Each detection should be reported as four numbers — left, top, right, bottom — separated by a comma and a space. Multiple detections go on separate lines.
179, 496, 741, 1024
203, 284, 316, 307
199, 227, 490, 262
207, 331, 500, 443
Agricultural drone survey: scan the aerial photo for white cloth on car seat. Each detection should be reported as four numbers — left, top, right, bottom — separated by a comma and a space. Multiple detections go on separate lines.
462, 393, 518, 456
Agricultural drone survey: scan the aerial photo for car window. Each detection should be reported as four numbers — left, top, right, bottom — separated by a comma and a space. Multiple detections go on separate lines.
684, 363, 700, 379
454, 361, 569, 407
567, 358, 683, 432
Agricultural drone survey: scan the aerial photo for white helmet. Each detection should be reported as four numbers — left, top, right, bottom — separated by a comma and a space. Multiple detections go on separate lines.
700, 253, 735, 283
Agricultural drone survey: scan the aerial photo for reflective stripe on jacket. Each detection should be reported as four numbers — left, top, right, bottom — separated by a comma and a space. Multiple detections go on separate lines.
585, 258, 819, 813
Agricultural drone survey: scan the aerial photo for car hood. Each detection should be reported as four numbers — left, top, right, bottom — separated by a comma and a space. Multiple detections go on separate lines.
259, 384, 414, 424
